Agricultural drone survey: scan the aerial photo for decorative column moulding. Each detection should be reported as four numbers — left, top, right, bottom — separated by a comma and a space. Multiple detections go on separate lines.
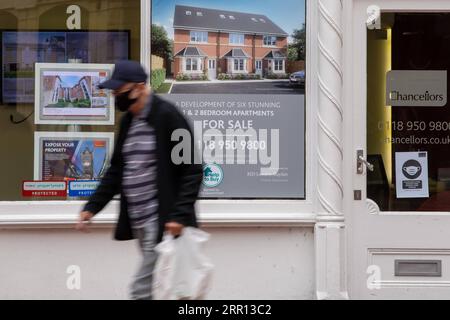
314, 0, 348, 300
317, 0, 344, 219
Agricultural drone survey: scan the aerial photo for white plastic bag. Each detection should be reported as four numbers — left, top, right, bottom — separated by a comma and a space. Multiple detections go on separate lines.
152, 227, 214, 300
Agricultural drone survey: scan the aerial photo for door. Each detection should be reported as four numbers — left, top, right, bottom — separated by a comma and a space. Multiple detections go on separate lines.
208, 59, 216, 80
255, 59, 262, 76
351, 0, 450, 299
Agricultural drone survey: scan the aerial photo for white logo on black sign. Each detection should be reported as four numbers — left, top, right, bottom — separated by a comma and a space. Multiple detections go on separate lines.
402, 159, 422, 179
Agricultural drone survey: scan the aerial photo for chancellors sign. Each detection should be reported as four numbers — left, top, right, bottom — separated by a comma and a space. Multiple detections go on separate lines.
386, 70, 447, 107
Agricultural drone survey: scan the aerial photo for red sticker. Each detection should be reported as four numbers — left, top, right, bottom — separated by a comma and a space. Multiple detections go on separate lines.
94, 140, 106, 148
22, 181, 67, 197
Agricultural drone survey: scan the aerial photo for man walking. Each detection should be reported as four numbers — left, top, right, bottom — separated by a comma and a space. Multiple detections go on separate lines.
76, 60, 203, 300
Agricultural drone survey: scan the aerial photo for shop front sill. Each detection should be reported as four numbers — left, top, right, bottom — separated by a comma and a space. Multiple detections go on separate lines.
0, 200, 317, 229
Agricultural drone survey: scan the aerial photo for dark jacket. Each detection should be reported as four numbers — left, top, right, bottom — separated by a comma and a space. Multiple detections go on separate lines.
83, 94, 203, 242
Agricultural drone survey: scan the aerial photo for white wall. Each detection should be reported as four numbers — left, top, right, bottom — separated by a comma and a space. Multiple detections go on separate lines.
0, 226, 314, 300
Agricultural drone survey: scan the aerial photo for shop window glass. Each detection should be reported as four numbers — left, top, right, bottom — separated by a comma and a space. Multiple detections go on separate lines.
367, 13, 450, 211
0, 0, 140, 201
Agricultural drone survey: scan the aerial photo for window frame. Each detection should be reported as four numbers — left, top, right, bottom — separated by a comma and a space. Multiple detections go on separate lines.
189, 30, 208, 43
192, 57, 198, 70
274, 59, 284, 71
0, 0, 318, 227
186, 57, 192, 71
229, 33, 245, 45
263, 35, 277, 47
185, 57, 202, 73
232, 58, 246, 72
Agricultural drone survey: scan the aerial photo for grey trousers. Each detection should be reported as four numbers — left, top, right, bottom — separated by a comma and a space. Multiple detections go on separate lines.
129, 218, 159, 300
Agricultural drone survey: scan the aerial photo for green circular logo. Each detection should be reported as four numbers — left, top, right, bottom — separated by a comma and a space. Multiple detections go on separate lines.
202, 163, 223, 188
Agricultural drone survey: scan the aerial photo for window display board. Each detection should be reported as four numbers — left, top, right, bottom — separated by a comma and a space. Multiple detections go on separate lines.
34, 63, 115, 125
34, 131, 114, 182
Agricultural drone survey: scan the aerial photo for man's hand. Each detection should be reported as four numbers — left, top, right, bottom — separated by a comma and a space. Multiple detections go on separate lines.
76, 211, 94, 232
165, 221, 184, 236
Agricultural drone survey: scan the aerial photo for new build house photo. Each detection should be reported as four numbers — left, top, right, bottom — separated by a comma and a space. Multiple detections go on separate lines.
173, 5, 289, 80
151, 2, 305, 94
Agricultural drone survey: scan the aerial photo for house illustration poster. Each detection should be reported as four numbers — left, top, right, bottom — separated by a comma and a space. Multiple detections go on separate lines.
172, 5, 289, 80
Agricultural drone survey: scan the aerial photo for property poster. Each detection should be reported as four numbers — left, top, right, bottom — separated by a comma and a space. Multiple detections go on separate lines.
395, 151, 429, 198
34, 132, 114, 182
152, 0, 306, 198
35, 63, 115, 125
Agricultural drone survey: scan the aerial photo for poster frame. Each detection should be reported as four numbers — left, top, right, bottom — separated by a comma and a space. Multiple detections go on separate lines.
34, 63, 115, 125
33, 131, 115, 181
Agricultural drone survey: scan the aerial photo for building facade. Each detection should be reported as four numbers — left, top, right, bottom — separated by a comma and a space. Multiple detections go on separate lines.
2, 0, 450, 301
173, 5, 288, 80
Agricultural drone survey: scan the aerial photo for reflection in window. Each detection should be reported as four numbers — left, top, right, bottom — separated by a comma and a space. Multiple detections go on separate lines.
0, 1, 140, 201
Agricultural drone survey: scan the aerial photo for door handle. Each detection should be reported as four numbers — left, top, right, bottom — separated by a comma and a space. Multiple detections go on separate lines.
357, 149, 374, 174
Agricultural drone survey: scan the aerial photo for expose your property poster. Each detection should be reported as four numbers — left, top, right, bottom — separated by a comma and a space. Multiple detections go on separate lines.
152, 0, 306, 198
34, 132, 114, 182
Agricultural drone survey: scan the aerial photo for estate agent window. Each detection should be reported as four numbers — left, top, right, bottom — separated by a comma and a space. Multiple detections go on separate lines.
0, 0, 306, 203
0, 0, 140, 201
367, 12, 450, 212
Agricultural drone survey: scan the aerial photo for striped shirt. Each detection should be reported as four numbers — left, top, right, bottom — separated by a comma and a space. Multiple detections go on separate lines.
122, 100, 158, 227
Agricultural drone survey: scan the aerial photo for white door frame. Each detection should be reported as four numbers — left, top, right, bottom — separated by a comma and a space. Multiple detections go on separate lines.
255, 59, 262, 76
141, 0, 151, 78
345, 0, 450, 299
208, 58, 216, 80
